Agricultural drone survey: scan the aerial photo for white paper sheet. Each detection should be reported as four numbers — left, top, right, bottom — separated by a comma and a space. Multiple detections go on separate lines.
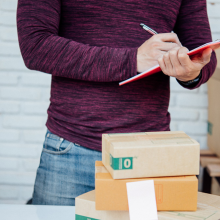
126, 180, 158, 220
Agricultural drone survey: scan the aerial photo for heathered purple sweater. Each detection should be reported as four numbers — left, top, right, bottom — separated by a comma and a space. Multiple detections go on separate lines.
17, 0, 216, 151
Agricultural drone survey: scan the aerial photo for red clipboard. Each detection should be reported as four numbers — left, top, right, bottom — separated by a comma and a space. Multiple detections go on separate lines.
119, 40, 220, 86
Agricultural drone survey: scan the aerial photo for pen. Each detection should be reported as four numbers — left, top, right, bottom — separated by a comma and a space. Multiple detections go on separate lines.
140, 23, 158, 35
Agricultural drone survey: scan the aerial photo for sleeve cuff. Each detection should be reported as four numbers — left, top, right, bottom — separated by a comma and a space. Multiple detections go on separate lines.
176, 70, 202, 89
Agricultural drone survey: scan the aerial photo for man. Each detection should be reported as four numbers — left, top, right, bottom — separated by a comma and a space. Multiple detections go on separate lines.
17, 0, 217, 205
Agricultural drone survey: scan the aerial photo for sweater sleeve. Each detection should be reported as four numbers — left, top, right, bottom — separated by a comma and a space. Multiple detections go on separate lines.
16, 0, 137, 82
173, 0, 217, 89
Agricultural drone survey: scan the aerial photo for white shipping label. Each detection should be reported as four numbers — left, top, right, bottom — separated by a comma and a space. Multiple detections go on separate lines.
126, 180, 158, 220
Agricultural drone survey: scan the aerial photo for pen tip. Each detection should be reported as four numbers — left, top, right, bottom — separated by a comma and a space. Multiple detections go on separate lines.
140, 23, 144, 27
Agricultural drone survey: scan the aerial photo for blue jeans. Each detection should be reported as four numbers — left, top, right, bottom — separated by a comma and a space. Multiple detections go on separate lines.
32, 130, 102, 205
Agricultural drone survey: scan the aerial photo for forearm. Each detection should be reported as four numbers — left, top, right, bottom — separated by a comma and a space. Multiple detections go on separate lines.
17, 0, 137, 82
18, 34, 137, 82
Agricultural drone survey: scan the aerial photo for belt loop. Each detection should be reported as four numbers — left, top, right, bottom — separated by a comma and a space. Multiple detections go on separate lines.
56, 137, 64, 151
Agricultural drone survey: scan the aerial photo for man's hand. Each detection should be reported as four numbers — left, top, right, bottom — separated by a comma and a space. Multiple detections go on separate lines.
158, 46, 212, 82
137, 33, 182, 73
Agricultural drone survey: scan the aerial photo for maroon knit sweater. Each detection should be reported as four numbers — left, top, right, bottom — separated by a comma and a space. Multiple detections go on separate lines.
17, 0, 216, 151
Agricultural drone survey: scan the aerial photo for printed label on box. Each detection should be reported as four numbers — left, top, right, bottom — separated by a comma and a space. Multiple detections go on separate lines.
208, 121, 213, 135
75, 214, 99, 220
110, 154, 133, 170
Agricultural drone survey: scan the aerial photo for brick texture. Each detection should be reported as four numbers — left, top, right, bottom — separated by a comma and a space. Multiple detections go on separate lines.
0, 0, 219, 204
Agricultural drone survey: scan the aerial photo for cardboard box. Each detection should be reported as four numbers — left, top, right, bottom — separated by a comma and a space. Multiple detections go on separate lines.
95, 161, 198, 211
102, 131, 200, 179
208, 49, 220, 157
75, 190, 220, 220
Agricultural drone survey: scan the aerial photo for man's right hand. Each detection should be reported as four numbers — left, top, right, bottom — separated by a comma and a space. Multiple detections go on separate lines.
137, 33, 182, 73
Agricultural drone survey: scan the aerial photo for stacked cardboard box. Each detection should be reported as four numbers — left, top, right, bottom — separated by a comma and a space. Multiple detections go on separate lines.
102, 131, 199, 179
76, 131, 202, 219
95, 161, 198, 211
75, 190, 220, 220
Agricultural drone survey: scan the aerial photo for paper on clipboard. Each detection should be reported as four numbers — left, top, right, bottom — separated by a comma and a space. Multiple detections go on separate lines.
119, 39, 220, 86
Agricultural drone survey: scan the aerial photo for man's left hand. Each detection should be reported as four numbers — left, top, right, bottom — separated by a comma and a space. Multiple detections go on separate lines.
158, 46, 212, 82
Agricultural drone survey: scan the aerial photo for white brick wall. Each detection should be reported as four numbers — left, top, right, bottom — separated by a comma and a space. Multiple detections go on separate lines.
0, 0, 50, 204
0, 0, 219, 204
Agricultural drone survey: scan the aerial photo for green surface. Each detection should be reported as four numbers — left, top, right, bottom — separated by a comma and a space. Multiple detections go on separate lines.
208, 121, 213, 135
110, 154, 133, 170
75, 214, 99, 220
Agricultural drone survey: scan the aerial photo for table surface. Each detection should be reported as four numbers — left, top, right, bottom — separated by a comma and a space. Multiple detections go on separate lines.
0, 205, 76, 220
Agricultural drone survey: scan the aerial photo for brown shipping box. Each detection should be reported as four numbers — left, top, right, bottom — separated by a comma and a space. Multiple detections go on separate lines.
208, 49, 220, 157
102, 131, 200, 179
95, 161, 198, 211
75, 190, 220, 220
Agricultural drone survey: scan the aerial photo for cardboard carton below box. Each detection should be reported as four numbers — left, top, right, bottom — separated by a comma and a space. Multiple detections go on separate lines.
95, 161, 198, 211
75, 190, 220, 220
102, 131, 200, 179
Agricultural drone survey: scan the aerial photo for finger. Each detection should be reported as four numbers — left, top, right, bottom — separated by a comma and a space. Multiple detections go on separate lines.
178, 47, 191, 67
158, 42, 181, 52
158, 55, 167, 75
169, 48, 182, 75
157, 33, 182, 46
163, 52, 174, 75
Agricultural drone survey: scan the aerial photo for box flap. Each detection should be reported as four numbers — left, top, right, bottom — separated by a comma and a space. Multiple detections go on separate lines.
76, 190, 96, 202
